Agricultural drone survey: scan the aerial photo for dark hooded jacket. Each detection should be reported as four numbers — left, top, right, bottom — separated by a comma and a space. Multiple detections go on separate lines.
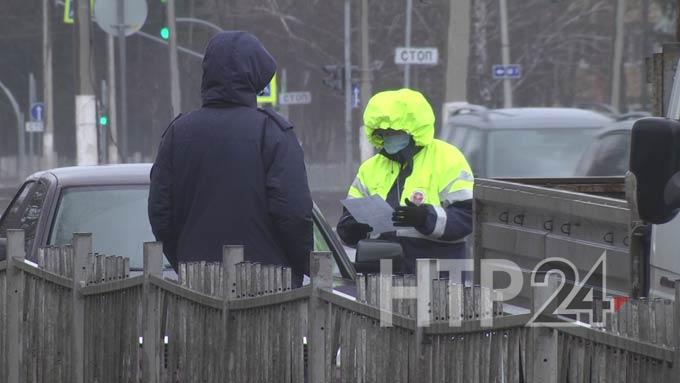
148, 31, 313, 281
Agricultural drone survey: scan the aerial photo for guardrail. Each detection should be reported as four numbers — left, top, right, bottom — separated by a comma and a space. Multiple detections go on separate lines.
0, 229, 678, 383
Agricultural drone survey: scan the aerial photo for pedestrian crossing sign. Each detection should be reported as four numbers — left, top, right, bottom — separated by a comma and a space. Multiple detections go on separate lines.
257, 73, 278, 106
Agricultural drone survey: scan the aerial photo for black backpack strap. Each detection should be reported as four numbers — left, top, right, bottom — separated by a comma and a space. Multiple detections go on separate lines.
258, 107, 293, 131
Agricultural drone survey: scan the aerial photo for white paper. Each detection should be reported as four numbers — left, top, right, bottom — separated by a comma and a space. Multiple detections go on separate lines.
341, 195, 397, 234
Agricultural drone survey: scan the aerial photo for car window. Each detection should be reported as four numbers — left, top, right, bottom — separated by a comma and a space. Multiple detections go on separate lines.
442, 125, 470, 147
486, 129, 597, 177
314, 219, 342, 278
462, 128, 484, 176
582, 132, 631, 176
49, 185, 156, 268
0, 180, 49, 254
441, 125, 485, 176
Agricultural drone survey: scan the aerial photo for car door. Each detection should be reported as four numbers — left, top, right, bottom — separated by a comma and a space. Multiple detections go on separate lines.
0, 178, 52, 259
312, 205, 357, 291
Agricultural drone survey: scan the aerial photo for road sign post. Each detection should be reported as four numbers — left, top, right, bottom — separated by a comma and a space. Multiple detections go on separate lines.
30, 103, 45, 122
25, 122, 44, 133
352, 83, 360, 109
279, 91, 312, 106
395, 47, 439, 65
257, 74, 278, 106
492, 64, 522, 79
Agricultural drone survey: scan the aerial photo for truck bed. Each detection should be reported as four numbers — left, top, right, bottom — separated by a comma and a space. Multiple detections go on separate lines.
473, 177, 635, 308
497, 177, 626, 199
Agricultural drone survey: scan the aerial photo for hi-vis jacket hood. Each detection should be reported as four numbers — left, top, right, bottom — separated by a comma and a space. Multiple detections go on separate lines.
363, 88, 435, 149
201, 31, 277, 108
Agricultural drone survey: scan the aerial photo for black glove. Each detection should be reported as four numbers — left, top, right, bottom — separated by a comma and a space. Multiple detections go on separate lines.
341, 222, 373, 245
392, 198, 429, 227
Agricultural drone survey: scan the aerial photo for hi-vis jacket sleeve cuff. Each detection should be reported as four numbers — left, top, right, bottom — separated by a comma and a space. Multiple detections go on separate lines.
414, 202, 473, 242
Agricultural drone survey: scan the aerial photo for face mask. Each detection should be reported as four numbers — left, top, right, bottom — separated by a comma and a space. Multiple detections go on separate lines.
383, 133, 411, 154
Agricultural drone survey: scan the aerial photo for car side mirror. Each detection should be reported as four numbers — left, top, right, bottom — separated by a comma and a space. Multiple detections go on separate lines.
630, 117, 680, 224
664, 172, 680, 209
353, 239, 404, 274
0, 237, 6, 261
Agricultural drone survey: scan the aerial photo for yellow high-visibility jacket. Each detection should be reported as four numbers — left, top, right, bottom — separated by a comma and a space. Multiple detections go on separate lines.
338, 89, 474, 272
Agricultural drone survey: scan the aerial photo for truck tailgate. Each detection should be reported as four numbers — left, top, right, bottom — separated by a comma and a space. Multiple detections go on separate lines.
474, 178, 632, 308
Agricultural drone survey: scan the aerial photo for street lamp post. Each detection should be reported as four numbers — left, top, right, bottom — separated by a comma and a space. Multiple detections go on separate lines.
176, 18, 223, 34
0, 80, 25, 179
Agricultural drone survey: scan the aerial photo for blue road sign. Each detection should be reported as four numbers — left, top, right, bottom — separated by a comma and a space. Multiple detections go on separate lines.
30, 103, 45, 122
492, 64, 522, 79
352, 83, 360, 109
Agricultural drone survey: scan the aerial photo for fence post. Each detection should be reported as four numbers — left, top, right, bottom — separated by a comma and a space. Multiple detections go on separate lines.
72, 233, 92, 383
308, 252, 332, 383
409, 258, 435, 381
222, 245, 244, 380
529, 273, 559, 383
142, 242, 163, 383
674, 283, 680, 375
6, 229, 25, 383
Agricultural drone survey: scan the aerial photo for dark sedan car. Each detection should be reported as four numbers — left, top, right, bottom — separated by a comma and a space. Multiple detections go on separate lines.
574, 114, 650, 176
440, 105, 613, 178
0, 164, 356, 282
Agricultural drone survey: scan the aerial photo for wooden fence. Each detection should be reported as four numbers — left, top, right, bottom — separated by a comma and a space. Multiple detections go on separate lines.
1, 228, 679, 383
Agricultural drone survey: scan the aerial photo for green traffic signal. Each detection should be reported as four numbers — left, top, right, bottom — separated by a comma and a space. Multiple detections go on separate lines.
99, 115, 108, 126
160, 27, 170, 40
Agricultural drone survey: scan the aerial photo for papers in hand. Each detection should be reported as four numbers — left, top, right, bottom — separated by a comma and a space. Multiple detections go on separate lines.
340, 195, 397, 235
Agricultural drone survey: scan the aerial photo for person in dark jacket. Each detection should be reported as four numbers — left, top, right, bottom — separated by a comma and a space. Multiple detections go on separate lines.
148, 31, 313, 285
337, 89, 473, 274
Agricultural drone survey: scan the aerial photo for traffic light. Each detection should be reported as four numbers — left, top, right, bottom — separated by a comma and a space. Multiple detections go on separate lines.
322, 65, 359, 93
160, 26, 170, 40
99, 115, 109, 126
322, 65, 344, 92
159, 0, 169, 40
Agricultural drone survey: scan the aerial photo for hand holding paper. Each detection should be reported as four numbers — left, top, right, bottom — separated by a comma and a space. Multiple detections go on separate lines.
340, 195, 397, 235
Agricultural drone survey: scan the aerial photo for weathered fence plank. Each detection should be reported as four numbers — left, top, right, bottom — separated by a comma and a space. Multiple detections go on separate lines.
674, 283, 680, 377
2, 231, 679, 383
0, 261, 6, 383
308, 252, 333, 383
528, 273, 559, 383
142, 242, 163, 383
71, 233, 92, 383
222, 245, 244, 382
6, 230, 25, 383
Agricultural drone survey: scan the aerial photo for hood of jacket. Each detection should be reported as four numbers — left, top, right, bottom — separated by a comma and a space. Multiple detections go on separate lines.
201, 31, 277, 108
363, 88, 435, 149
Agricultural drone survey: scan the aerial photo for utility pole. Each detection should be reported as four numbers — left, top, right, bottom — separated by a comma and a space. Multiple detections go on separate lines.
404, 0, 413, 88
117, 0, 129, 163
611, 0, 626, 112
280, 68, 289, 119
499, 0, 513, 108
168, 0, 181, 116
76, 0, 97, 165
344, 0, 353, 181
641, 0, 649, 110
359, 0, 373, 161
677, 0, 680, 42
42, 0, 55, 169
107, 34, 119, 163
445, 0, 470, 103
29, 74, 36, 171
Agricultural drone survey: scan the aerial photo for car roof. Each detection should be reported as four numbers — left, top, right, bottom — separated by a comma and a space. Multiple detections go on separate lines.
447, 107, 613, 130
30, 164, 152, 187
593, 119, 637, 138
